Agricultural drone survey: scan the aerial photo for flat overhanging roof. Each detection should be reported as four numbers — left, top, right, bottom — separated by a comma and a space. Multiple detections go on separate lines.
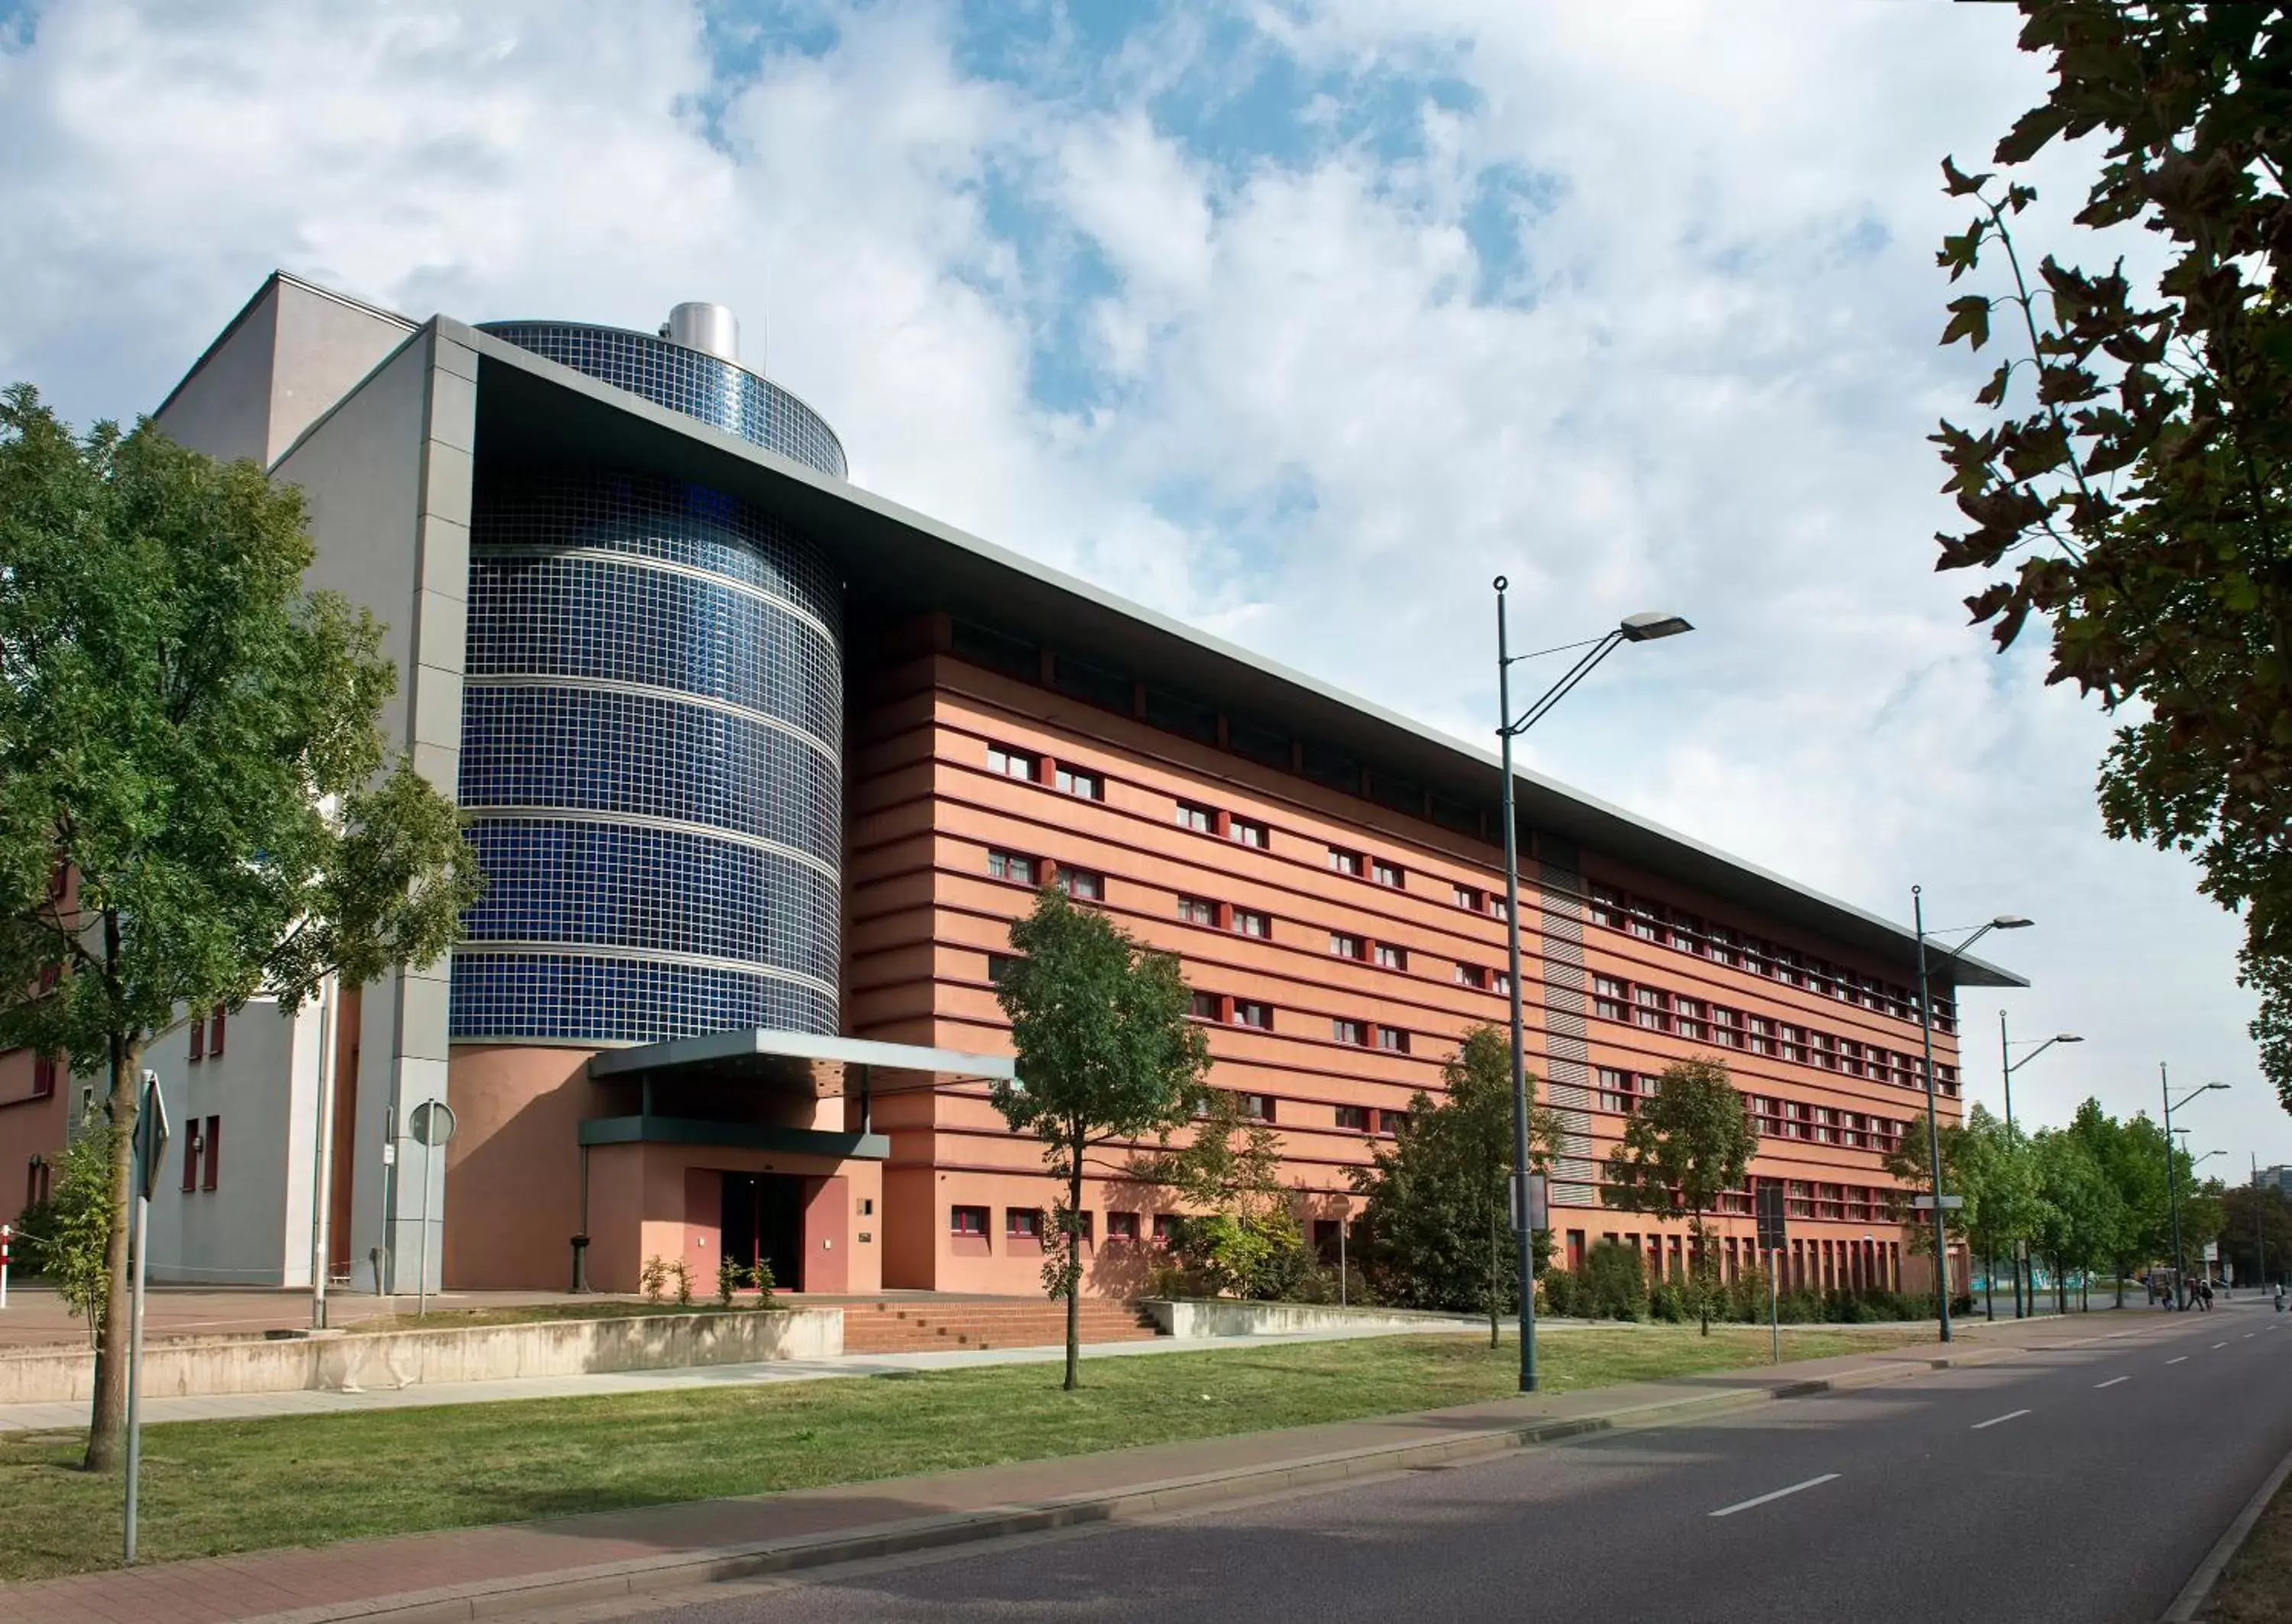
448, 316, 2026, 993
588, 1027, 1018, 1095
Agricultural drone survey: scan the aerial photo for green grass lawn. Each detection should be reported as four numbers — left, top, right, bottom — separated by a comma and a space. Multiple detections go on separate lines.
0, 1325, 1922, 1584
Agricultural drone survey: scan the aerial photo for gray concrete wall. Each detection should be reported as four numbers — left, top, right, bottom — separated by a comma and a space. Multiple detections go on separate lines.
0, 1308, 843, 1406
1141, 1300, 1483, 1338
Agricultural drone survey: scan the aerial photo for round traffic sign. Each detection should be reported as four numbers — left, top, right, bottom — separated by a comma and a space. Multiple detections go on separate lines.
409, 1099, 458, 1147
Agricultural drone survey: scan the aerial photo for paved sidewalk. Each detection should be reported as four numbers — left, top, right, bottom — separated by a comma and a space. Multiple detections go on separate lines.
0, 1312, 2164, 1624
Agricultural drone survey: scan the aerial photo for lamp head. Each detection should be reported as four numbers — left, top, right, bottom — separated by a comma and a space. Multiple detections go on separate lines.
1620, 611, 1694, 642
1990, 914, 2035, 930
2057, 1032, 2084, 1044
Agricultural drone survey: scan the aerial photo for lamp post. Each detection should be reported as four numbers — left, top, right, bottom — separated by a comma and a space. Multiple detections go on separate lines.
1997, 1016, 2082, 1318
1494, 578, 1691, 1393
2161, 1068, 2228, 1309
1912, 892, 2030, 1344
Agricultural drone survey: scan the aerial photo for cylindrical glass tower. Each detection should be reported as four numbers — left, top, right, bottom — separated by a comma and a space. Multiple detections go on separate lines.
450, 319, 846, 1045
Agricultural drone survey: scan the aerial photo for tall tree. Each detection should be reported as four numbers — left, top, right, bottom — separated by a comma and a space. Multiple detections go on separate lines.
1352, 1025, 1565, 1344
1929, 4, 2292, 1107
0, 388, 483, 1470
2219, 1181, 2292, 1290
2031, 1128, 2126, 1311
1599, 1056, 1758, 1335
2067, 1099, 2169, 1305
992, 885, 1210, 1390
1954, 1105, 2044, 1316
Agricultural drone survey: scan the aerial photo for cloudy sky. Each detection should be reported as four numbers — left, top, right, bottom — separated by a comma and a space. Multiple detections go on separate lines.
2, 0, 2276, 1167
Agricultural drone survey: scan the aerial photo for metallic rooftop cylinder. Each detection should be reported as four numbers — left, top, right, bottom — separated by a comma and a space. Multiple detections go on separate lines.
666, 302, 740, 363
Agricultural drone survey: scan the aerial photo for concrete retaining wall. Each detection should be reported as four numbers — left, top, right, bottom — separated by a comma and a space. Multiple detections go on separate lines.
1141, 1300, 1481, 1338
0, 1308, 842, 1406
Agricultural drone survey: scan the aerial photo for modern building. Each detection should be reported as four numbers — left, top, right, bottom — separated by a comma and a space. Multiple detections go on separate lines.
1, 270, 2022, 1300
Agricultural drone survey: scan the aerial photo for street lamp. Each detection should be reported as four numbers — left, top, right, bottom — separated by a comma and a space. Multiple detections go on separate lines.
1996, 1017, 2083, 1318
1912, 892, 2030, 1344
1494, 577, 1692, 1393
2161, 1069, 2228, 1309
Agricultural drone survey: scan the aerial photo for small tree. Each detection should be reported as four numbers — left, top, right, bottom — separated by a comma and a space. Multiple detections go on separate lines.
1153, 1089, 1310, 1301
1600, 1056, 1757, 1335
1353, 1025, 1564, 1344
42, 1114, 121, 1346
2033, 1128, 2125, 1312
992, 886, 1209, 1391
0, 390, 484, 1469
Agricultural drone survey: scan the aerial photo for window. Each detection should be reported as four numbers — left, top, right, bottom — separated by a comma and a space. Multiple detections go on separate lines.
1332, 1017, 1367, 1046
1106, 1210, 1140, 1242
1152, 1212, 1183, 1244
1229, 817, 1268, 849
1231, 908, 1270, 939
1056, 868, 1105, 902
1055, 766, 1103, 801
1232, 1000, 1272, 1030
1335, 1104, 1371, 1131
1589, 885, 1626, 928
1630, 909, 1662, 942
1598, 1066, 1639, 1114
986, 745, 1038, 782
1373, 943, 1407, 972
201, 1114, 221, 1192
987, 849, 1037, 885
986, 953, 1021, 986
1593, 976, 1627, 1021
1238, 1092, 1275, 1122
1711, 1007, 1744, 1048
1839, 1040, 1864, 1078
1379, 1108, 1411, 1137
24, 1156, 50, 1210
1633, 985, 1669, 1031
1377, 1027, 1410, 1054
1371, 859, 1403, 888
189, 1013, 205, 1063
31, 1056, 56, 1098
1177, 896, 1217, 927
1707, 928, 1737, 969
1748, 1015, 1775, 1056
1673, 997, 1704, 1040
1006, 1207, 1044, 1239
1189, 992, 1223, 1021
948, 1205, 986, 1235
1455, 963, 1488, 990
1327, 847, 1362, 878
209, 1010, 226, 1059
1176, 801, 1216, 834
1453, 884, 1484, 911
1329, 932, 1365, 960
181, 1120, 200, 1193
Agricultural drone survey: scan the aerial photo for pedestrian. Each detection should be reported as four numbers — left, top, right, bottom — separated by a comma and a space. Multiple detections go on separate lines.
2274, 1281, 2285, 1313
2199, 1279, 2215, 1312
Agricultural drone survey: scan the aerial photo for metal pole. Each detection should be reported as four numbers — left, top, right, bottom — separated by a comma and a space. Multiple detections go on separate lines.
124, 1184, 149, 1564
309, 970, 340, 1330
1914, 887, 1952, 1343
2164, 1063, 2186, 1310
415, 1133, 432, 1321
1999, 1009, 2026, 1320
1769, 1247, 1780, 1364
1339, 1199, 1348, 1309
1496, 577, 1537, 1393
2256, 1155, 2270, 1294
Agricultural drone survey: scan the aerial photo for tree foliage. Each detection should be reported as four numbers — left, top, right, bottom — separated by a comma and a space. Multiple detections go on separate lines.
1931, 4, 2292, 1107
0, 388, 485, 1467
1352, 1025, 1563, 1342
1598, 1055, 1757, 1334
992, 885, 1210, 1389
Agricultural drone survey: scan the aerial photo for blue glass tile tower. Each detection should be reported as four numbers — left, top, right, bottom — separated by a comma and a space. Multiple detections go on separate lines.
452, 309, 846, 1044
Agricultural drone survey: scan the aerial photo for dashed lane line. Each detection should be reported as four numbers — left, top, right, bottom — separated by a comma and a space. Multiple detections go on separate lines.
2168, 1356, 2190, 1365
2214, 1342, 2229, 1350
1709, 1474, 1840, 1519
1972, 1409, 2031, 1431
2095, 1377, 2129, 1389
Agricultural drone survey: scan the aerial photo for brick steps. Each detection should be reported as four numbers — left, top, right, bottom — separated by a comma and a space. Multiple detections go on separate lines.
840, 1299, 1160, 1355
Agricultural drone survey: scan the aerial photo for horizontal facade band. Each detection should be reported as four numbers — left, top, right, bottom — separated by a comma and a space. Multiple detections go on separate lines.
452, 940, 840, 1001
458, 804, 838, 883
465, 673, 837, 765
471, 541, 842, 649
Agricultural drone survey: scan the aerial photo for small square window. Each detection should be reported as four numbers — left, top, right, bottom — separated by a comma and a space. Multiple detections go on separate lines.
1151, 1212, 1183, 1244
1238, 1092, 1275, 1122
1378, 1108, 1411, 1137
987, 849, 1037, 885
1452, 883, 1484, 911
1327, 847, 1361, 878
1177, 896, 1217, 927
1190, 992, 1223, 1021
1007, 1207, 1044, 1239
1176, 801, 1216, 834
1232, 1000, 1272, 1030
1229, 818, 1268, 849
1371, 859, 1403, 888
1335, 1104, 1371, 1132
986, 953, 1021, 985
1055, 767, 1104, 801
1373, 943, 1407, 972
986, 745, 1038, 783
951, 1204, 989, 1236
1377, 1027, 1411, 1054
1329, 932, 1365, 959
1057, 868, 1105, 902
1106, 1210, 1141, 1241
1231, 908, 1270, 939
1455, 963, 1488, 990
1332, 1017, 1366, 1045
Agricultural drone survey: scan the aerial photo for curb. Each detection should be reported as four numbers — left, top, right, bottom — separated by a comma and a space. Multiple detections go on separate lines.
225, 1344, 2017, 1624
2161, 1433, 2292, 1623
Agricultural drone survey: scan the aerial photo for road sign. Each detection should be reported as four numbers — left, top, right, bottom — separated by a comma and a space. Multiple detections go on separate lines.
2203, 1241, 2219, 1263
1756, 1182, 1787, 1252
1509, 1171, 1548, 1234
410, 1099, 457, 1147
133, 1075, 171, 1202
1911, 1195, 1965, 1211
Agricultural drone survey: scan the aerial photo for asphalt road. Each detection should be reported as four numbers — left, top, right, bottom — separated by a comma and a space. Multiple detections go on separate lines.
552, 1302, 2292, 1624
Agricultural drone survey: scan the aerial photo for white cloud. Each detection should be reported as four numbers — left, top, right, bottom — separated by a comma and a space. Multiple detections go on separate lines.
0, 0, 2273, 1160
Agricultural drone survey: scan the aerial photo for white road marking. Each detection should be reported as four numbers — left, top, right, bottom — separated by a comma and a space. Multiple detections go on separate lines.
2215, 1342, 2229, 1350
2095, 1377, 2129, 1389
1709, 1474, 1840, 1519
2248, 1334, 2258, 1340
2167, 1356, 2190, 1365
1972, 1409, 2031, 1430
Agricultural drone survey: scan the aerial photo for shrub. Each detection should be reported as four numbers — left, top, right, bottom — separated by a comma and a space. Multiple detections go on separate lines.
1647, 1280, 1688, 1323
1724, 1265, 1772, 1324
749, 1259, 776, 1307
640, 1255, 669, 1304
1581, 1240, 1647, 1321
716, 1256, 743, 1308
1539, 1267, 1581, 1318
10, 1198, 56, 1277
671, 1258, 694, 1306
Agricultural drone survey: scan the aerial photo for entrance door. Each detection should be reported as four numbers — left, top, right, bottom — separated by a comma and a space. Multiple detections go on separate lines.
720, 1173, 807, 1292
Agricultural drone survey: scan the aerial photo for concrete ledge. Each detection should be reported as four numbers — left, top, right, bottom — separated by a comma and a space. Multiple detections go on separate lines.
1140, 1299, 1483, 1338
225, 1340, 2021, 1624
0, 1309, 842, 1406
